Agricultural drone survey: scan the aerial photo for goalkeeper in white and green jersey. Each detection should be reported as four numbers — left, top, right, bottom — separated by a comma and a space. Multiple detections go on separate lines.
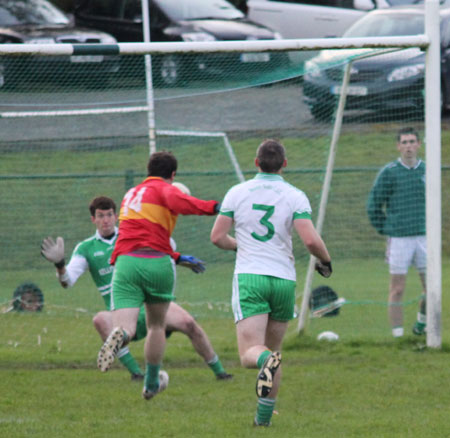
211, 139, 332, 427
41, 196, 231, 381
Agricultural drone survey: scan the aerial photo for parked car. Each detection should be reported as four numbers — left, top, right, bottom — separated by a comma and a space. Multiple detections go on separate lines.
247, 0, 428, 40
303, 5, 450, 120
74, 0, 288, 86
0, 0, 120, 88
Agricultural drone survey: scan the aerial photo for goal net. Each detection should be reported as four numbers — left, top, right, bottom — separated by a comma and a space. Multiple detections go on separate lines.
0, 37, 446, 357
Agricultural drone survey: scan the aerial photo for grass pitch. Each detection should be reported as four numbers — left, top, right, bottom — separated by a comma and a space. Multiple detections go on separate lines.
1, 259, 449, 437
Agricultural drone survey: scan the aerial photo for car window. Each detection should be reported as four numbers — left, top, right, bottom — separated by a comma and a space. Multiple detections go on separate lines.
153, 0, 244, 21
78, 0, 123, 19
344, 12, 424, 37
386, 0, 424, 4
268, 0, 357, 8
0, 0, 69, 25
122, 0, 141, 20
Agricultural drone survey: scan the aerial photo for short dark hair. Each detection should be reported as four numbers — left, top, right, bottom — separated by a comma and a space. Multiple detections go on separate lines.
89, 196, 116, 217
256, 139, 286, 173
147, 151, 178, 178
397, 127, 419, 142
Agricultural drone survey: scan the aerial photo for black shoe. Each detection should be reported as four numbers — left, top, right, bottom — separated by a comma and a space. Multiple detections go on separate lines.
256, 351, 282, 398
216, 372, 233, 380
131, 373, 144, 381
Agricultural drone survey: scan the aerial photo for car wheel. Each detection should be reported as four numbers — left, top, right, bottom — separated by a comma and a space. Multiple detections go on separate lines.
155, 55, 182, 87
310, 104, 334, 121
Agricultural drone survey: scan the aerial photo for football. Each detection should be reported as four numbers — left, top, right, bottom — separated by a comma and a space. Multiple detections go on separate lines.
172, 181, 191, 196
317, 331, 339, 342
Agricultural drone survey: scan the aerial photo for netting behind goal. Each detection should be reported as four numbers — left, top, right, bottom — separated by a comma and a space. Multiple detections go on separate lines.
0, 46, 448, 354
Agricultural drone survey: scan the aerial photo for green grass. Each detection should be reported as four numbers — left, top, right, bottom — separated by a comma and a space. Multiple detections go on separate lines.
1, 258, 449, 437
2, 318, 450, 437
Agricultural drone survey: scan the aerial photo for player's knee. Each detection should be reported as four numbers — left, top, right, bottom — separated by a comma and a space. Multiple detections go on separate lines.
173, 314, 202, 338
389, 288, 404, 301
182, 316, 201, 337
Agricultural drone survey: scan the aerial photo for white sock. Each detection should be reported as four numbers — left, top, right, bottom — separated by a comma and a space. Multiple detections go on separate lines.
392, 327, 404, 337
417, 313, 426, 324
117, 346, 130, 358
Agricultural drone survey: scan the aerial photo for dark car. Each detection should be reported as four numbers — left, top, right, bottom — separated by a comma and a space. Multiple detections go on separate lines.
303, 5, 450, 120
0, 0, 119, 88
74, 0, 286, 86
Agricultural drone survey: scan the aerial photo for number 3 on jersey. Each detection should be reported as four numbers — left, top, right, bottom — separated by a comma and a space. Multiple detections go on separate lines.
251, 204, 275, 242
122, 187, 146, 215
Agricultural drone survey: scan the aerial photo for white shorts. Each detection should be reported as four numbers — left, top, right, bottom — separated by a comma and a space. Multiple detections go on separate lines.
385, 236, 427, 275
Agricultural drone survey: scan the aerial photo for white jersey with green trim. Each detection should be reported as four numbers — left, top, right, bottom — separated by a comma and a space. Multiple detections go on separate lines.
65, 228, 117, 310
220, 173, 312, 281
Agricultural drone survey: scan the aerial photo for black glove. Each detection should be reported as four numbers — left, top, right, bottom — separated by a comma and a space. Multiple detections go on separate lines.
315, 260, 332, 278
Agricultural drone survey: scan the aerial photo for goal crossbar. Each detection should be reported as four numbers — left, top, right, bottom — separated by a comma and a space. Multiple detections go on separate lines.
0, 35, 429, 57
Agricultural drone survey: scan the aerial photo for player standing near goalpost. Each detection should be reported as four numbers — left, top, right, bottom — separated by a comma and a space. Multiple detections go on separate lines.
210, 139, 332, 427
41, 194, 231, 382
367, 127, 426, 338
96, 151, 223, 400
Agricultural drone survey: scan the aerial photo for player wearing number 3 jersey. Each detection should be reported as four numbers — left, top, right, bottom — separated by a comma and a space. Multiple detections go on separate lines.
211, 139, 332, 427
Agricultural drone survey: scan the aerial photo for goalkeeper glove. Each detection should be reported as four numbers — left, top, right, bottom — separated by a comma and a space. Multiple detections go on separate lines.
315, 260, 332, 278
177, 254, 206, 274
41, 236, 65, 269
214, 203, 221, 214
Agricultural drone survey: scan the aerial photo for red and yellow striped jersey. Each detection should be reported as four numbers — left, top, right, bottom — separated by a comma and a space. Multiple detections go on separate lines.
111, 177, 218, 264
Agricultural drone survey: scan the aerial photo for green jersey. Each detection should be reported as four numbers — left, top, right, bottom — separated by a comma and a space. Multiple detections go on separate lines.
65, 229, 117, 310
367, 158, 425, 237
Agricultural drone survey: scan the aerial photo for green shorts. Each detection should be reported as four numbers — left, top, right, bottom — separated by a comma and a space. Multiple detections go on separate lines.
111, 255, 176, 310
232, 273, 296, 323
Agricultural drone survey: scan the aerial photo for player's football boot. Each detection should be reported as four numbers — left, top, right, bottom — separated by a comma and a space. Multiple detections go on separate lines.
131, 373, 144, 381
97, 327, 125, 372
412, 321, 426, 335
142, 370, 169, 400
256, 351, 282, 398
216, 372, 233, 380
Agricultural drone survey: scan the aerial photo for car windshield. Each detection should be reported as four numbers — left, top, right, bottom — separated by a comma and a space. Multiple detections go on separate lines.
153, 0, 244, 21
0, 0, 69, 26
386, 0, 424, 5
344, 12, 424, 37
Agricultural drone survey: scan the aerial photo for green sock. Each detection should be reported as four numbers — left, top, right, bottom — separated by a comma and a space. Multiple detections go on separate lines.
256, 397, 275, 425
257, 350, 271, 369
122, 329, 130, 344
207, 354, 226, 376
118, 347, 143, 376
145, 363, 161, 392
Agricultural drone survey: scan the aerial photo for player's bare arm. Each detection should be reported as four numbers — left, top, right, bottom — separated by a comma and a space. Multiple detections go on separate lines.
294, 219, 332, 277
210, 215, 237, 250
